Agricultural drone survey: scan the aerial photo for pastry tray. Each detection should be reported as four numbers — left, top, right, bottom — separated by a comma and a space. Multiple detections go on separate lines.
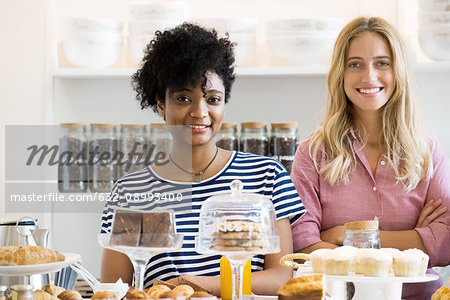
0, 253, 81, 276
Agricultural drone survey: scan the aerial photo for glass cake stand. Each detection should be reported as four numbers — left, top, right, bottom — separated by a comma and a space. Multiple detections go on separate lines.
98, 209, 183, 290
196, 180, 281, 300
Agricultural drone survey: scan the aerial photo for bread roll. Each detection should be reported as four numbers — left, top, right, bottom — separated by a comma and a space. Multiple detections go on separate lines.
34, 290, 55, 300
57, 290, 82, 300
92, 291, 116, 300
146, 285, 170, 299
173, 285, 194, 297
277, 274, 323, 300
125, 290, 151, 300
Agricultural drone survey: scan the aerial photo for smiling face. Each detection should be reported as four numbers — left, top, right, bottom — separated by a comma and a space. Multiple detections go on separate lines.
157, 71, 226, 147
344, 32, 394, 118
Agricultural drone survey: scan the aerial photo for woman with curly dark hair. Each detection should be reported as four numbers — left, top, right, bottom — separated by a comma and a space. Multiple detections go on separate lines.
99, 23, 305, 295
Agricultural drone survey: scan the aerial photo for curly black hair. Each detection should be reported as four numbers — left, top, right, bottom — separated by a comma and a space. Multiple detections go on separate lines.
131, 22, 236, 112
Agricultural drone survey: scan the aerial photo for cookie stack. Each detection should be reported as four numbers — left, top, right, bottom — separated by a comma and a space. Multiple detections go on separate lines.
210, 221, 266, 252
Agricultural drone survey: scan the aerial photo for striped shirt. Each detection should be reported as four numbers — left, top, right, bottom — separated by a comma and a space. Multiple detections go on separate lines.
101, 151, 305, 288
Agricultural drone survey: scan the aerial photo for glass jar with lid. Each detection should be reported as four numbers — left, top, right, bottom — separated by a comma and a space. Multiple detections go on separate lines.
149, 123, 172, 163
240, 122, 269, 156
119, 124, 148, 177
7, 285, 34, 300
89, 123, 118, 192
216, 122, 238, 151
270, 122, 298, 173
58, 123, 88, 193
343, 219, 380, 249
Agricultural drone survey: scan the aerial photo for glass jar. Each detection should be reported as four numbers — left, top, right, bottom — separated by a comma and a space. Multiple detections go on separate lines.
7, 285, 34, 300
119, 124, 148, 177
343, 220, 380, 249
149, 123, 172, 163
216, 122, 238, 151
58, 123, 88, 193
270, 122, 298, 173
240, 122, 269, 156
89, 123, 118, 192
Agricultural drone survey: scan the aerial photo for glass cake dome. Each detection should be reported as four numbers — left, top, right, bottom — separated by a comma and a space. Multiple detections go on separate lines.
196, 180, 280, 299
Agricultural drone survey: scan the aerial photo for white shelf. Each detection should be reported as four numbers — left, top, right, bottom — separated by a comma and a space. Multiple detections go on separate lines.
51, 62, 450, 79
52, 66, 331, 78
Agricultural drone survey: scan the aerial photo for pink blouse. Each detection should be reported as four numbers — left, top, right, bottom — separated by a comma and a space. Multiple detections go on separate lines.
290, 132, 450, 298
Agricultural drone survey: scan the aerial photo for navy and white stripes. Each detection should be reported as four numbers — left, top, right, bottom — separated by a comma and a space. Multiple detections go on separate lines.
101, 151, 305, 288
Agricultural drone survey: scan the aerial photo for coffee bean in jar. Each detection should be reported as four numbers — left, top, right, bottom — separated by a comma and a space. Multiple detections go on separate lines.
270, 122, 298, 173
240, 122, 269, 156
58, 123, 88, 193
89, 123, 119, 192
216, 122, 238, 151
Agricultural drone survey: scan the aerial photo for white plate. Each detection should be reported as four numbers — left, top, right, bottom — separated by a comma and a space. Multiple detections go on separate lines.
0, 253, 81, 276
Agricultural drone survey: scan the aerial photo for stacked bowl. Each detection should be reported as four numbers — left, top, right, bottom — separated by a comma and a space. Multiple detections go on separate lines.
418, 0, 450, 61
61, 17, 123, 68
266, 18, 345, 67
128, 1, 189, 66
195, 18, 258, 67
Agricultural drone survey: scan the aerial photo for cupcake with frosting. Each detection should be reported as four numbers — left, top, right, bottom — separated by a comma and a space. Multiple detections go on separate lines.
355, 248, 392, 277
324, 246, 358, 275
403, 248, 429, 275
392, 251, 422, 277
308, 248, 332, 273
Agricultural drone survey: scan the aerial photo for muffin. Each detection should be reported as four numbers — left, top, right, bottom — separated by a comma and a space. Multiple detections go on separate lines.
354, 248, 392, 277
392, 251, 422, 277
380, 248, 401, 274
324, 246, 357, 275
42, 284, 65, 297
92, 291, 117, 300
308, 249, 332, 273
277, 274, 323, 300
403, 248, 429, 275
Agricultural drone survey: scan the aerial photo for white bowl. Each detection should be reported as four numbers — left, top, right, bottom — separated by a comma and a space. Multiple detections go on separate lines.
419, 25, 450, 60
418, 11, 450, 27
195, 18, 258, 35
62, 33, 123, 68
62, 17, 123, 34
129, 1, 189, 22
267, 34, 336, 66
128, 35, 153, 66
266, 18, 346, 33
128, 19, 180, 36
418, 0, 450, 12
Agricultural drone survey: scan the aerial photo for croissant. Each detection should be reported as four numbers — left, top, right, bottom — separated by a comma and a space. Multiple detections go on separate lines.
91, 291, 116, 300
42, 284, 65, 297
0, 245, 65, 266
34, 290, 58, 300
57, 290, 82, 300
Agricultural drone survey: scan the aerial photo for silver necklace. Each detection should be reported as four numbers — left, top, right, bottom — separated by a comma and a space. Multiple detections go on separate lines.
169, 147, 219, 183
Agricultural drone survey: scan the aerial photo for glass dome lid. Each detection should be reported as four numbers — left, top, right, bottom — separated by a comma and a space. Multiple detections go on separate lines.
196, 180, 280, 256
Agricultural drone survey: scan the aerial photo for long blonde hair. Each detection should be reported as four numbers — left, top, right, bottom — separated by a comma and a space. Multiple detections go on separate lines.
309, 16, 432, 191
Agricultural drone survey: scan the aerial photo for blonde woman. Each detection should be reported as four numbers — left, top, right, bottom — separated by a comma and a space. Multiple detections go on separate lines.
291, 17, 449, 299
